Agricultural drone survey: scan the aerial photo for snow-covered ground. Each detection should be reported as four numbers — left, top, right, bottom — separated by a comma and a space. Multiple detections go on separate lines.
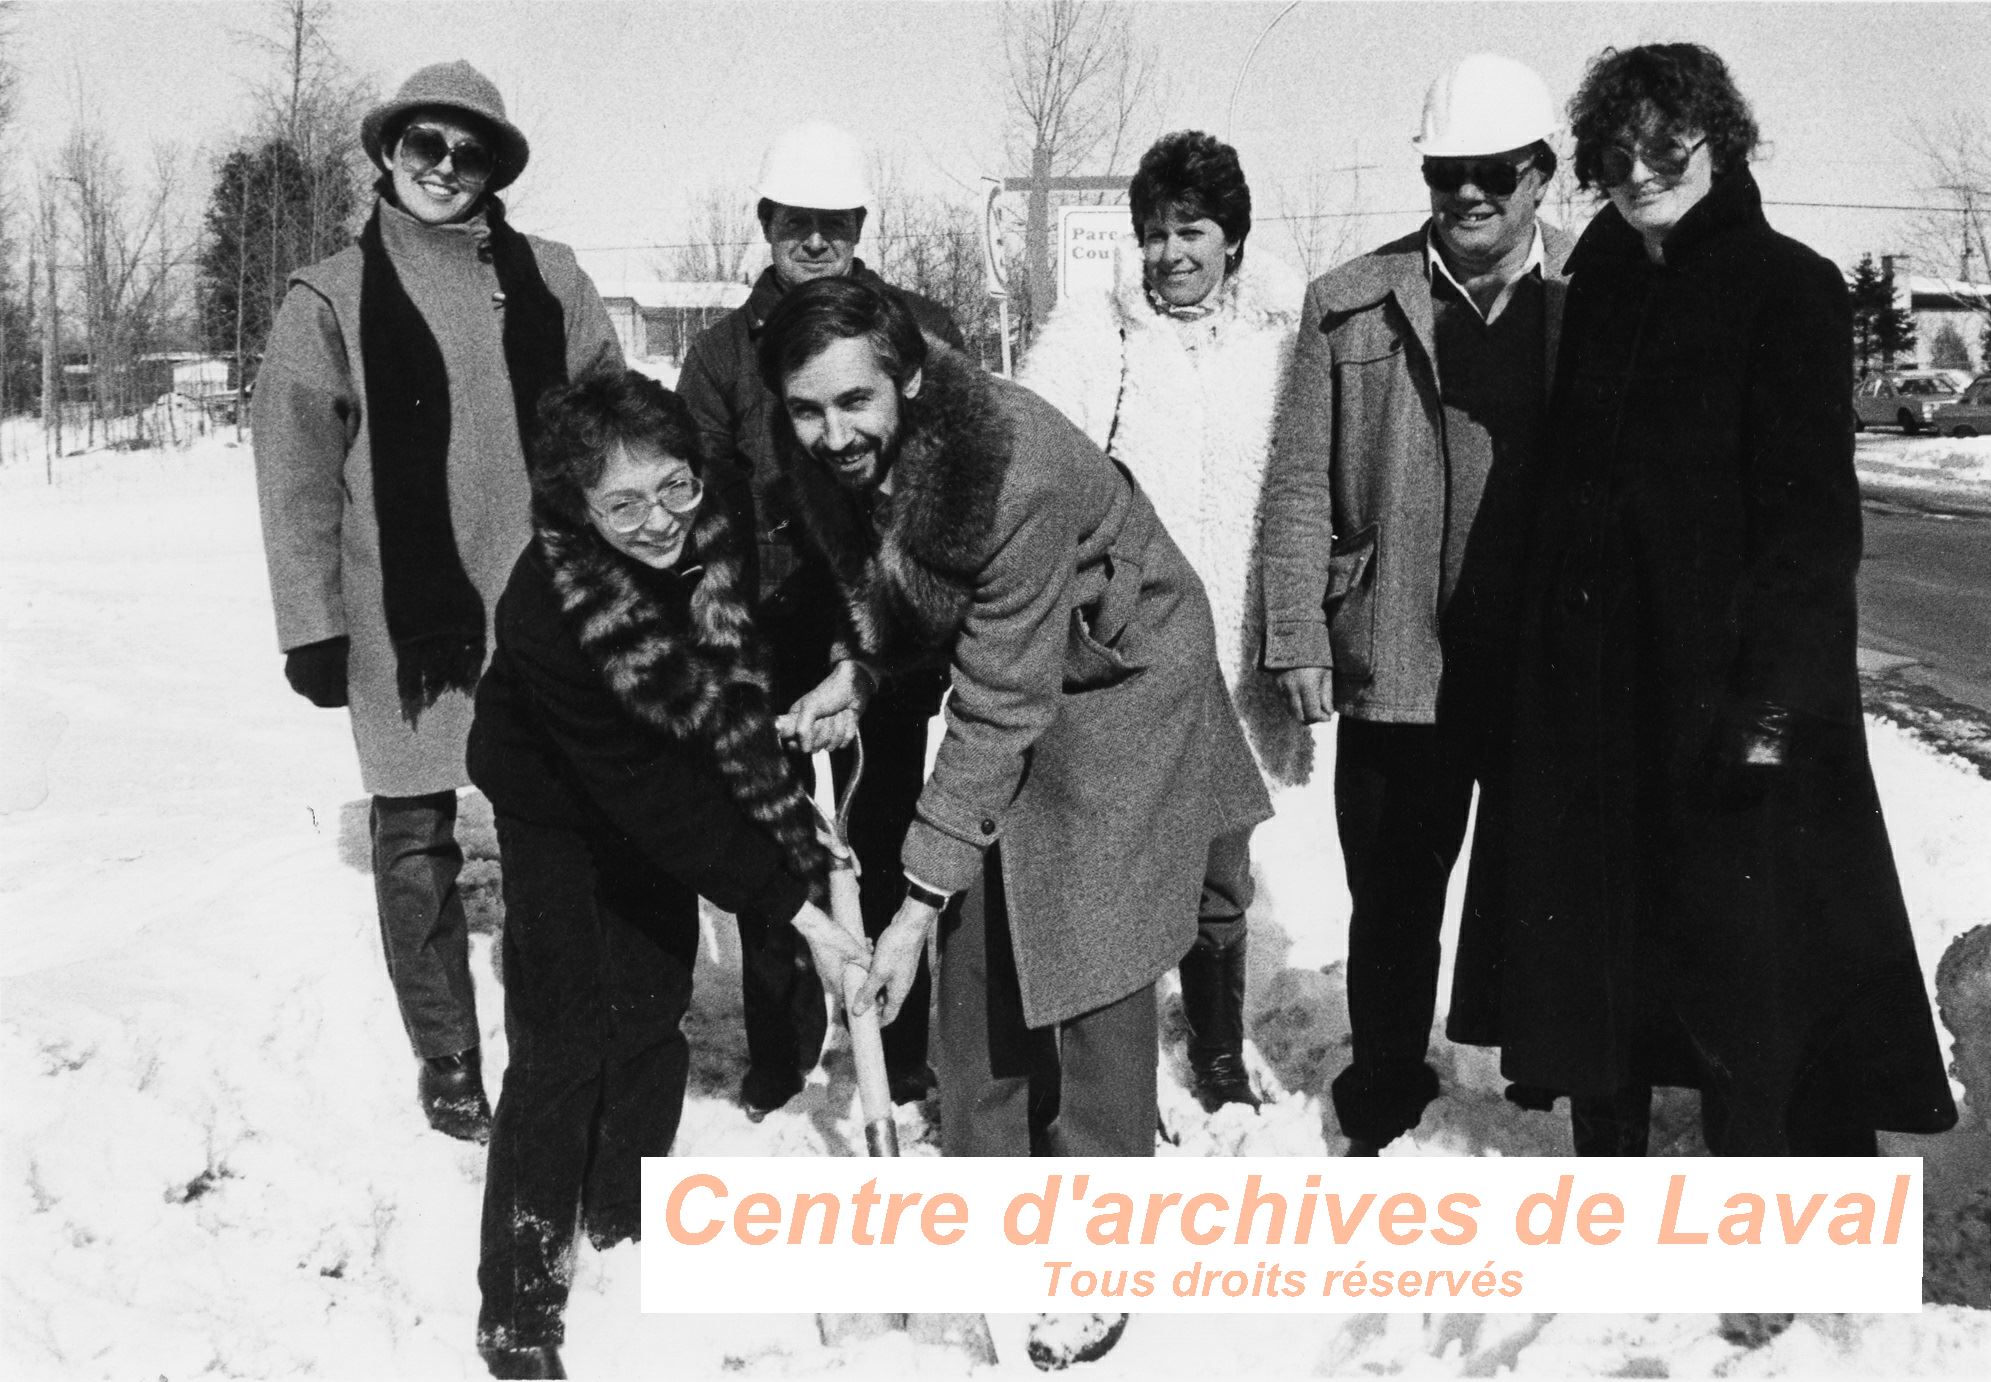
1855, 433, 1991, 514
3, 432, 1988, 1379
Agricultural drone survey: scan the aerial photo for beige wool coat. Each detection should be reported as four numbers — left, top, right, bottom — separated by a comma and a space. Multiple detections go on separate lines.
253, 198, 622, 795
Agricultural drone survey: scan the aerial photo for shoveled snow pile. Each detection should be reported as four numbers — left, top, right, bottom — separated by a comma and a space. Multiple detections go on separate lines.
4, 436, 1988, 1379
1856, 433, 1991, 513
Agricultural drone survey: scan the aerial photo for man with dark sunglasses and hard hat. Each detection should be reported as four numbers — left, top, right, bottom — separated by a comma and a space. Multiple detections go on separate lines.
677, 122, 965, 1119
1259, 54, 1572, 1155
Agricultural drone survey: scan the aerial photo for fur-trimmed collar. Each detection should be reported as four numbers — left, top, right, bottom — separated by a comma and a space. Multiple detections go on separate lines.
1106, 236, 1304, 338
784, 348, 1013, 669
531, 491, 828, 897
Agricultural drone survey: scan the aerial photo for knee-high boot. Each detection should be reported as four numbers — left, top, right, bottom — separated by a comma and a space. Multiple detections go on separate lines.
1178, 933, 1259, 1112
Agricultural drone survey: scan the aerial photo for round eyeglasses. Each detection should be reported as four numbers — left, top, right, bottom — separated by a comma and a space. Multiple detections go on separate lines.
591, 475, 704, 533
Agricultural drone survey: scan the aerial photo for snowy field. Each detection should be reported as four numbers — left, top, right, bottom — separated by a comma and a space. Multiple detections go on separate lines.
3, 430, 1988, 1379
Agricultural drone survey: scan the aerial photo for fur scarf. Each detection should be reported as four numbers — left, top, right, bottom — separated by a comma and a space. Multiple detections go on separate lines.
784, 348, 1014, 676
533, 490, 829, 899
1018, 238, 1312, 785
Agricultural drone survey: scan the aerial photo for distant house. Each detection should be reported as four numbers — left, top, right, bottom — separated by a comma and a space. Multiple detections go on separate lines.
593, 280, 751, 382
1884, 256, 1991, 373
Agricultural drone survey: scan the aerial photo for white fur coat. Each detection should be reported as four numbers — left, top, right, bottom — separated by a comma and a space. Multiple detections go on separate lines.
1017, 238, 1311, 785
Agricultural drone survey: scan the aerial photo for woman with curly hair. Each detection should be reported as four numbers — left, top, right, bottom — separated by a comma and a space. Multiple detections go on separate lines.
1449, 43, 1956, 1157
465, 370, 868, 1377
1018, 129, 1307, 1113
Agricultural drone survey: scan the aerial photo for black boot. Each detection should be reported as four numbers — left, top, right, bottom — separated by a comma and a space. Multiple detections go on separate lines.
1179, 935, 1260, 1113
420, 1047, 493, 1143
739, 1063, 805, 1121
479, 1343, 566, 1379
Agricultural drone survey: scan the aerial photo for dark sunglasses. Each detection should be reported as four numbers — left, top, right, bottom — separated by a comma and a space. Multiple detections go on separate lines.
1420, 156, 1534, 197
396, 126, 496, 185
1595, 136, 1706, 188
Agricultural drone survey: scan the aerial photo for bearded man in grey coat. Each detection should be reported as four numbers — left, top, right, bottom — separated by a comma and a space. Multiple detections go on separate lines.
760, 275, 1270, 1156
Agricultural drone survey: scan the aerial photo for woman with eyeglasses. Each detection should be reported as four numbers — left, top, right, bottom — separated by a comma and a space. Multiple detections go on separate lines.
252, 62, 622, 1155
1450, 43, 1956, 1157
465, 369, 866, 1378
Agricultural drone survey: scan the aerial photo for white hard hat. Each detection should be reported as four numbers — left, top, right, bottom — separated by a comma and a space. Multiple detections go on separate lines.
1414, 54, 1557, 158
757, 122, 872, 211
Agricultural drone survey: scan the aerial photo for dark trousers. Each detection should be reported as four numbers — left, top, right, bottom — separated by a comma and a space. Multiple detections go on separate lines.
1194, 826, 1256, 947
478, 814, 699, 1350
936, 844, 1160, 1156
1569, 1083, 1882, 1157
370, 791, 479, 1059
1330, 717, 1478, 1145
737, 687, 935, 1081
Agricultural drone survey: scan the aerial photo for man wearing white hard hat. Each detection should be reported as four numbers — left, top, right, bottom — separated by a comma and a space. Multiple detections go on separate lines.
677, 123, 965, 1118
1260, 54, 1572, 1154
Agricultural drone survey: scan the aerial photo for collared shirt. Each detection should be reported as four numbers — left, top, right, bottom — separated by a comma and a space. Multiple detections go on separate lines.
1425, 223, 1546, 326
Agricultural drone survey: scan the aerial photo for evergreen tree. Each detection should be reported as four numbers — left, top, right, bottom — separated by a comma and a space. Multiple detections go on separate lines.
1847, 254, 1888, 373
1930, 321, 1972, 371
195, 137, 354, 387
1847, 253, 1921, 372
1874, 260, 1918, 369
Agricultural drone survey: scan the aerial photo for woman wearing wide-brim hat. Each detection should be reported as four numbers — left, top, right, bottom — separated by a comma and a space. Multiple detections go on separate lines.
250, 61, 623, 1155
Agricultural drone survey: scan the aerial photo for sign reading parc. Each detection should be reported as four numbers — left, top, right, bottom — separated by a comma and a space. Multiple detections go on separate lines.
1058, 205, 1127, 304
641, 1158, 1923, 1315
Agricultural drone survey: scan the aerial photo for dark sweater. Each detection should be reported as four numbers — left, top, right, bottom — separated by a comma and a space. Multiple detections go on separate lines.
1431, 269, 1548, 656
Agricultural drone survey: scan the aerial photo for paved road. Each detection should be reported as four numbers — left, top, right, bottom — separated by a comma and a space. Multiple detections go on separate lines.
1858, 502, 1991, 717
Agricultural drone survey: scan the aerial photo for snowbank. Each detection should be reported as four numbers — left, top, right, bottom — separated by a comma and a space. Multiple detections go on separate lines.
1856, 434, 1991, 513
3, 436, 1987, 1378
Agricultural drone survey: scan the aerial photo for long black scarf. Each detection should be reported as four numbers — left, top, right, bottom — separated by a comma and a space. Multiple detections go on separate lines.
360, 196, 568, 720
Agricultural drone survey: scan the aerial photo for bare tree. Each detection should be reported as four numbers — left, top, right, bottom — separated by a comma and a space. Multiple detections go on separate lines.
1900, 109, 1991, 348
1278, 163, 1368, 280
1, 0, 27, 434
239, 0, 374, 271
195, 0, 372, 413
1000, 0, 1161, 335
1002, 0, 1158, 183
665, 183, 756, 283
49, 112, 189, 446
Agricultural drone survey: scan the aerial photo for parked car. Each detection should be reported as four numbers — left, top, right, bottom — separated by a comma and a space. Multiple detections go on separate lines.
1853, 370, 1962, 434
1931, 374, 1991, 437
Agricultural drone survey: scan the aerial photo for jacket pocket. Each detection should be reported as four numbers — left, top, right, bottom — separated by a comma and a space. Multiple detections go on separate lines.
1065, 550, 1147, 692
1324, 523, 1379, 687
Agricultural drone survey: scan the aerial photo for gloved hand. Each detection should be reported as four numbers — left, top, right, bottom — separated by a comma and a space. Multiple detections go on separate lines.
284, 636, 350, 709
1703, 699, 1796, 808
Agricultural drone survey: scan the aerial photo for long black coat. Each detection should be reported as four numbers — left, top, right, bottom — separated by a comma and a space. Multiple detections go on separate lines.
1449, 173, 1957, 1146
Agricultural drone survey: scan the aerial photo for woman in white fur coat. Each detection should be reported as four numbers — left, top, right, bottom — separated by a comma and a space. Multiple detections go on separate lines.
1018, 130, 1307, 1113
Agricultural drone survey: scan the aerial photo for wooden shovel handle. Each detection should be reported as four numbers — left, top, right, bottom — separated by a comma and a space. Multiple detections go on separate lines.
811, 751, 899, 1156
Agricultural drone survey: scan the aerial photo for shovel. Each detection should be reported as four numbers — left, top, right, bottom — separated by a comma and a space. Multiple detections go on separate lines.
805, 745, 998, 1365
808, 746, 898, 1157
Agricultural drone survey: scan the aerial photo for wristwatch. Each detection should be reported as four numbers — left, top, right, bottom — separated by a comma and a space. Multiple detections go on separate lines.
904, 878, 953, 911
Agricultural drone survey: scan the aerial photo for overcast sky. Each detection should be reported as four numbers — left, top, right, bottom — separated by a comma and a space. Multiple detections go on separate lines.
12, 1, 1991, 286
